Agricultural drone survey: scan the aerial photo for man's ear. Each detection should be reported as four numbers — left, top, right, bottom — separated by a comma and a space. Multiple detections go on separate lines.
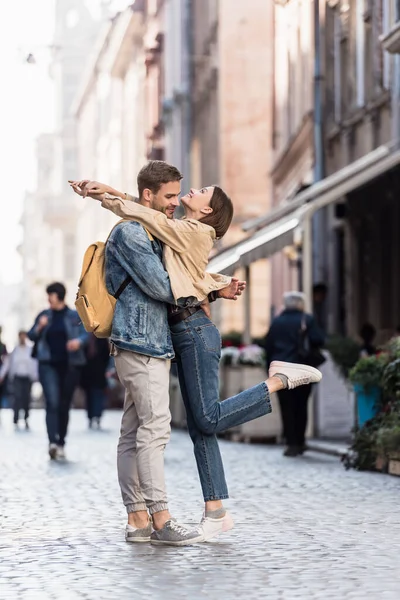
141, 188, 152, 206
200, 206, 213, 216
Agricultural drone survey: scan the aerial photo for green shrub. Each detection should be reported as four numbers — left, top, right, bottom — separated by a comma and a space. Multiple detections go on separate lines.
349, 354, 389, 392
325, 335, 360, 380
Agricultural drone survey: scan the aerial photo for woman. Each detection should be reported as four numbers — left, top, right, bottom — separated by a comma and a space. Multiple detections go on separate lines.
70, 179, 322, 538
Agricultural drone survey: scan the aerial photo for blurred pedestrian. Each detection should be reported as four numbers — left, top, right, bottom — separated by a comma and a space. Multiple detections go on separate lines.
0, 331, 38, 429
265, 291, 325, 457
81, 334, 110, 429
312, 282, 328, 333
0, 326, 8, 414
28, 282, 88, 460
359, 323, 377, 357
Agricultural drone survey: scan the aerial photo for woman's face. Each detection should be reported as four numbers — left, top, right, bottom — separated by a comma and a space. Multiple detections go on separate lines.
181, 186, 214, 219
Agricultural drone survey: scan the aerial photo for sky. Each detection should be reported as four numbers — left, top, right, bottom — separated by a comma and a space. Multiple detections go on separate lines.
0, 0, 132, 287
0, 0, 55, 286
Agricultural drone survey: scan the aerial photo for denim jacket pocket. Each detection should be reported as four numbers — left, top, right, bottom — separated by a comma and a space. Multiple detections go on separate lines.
194, 323, 221, 352
136, 303, 147, 337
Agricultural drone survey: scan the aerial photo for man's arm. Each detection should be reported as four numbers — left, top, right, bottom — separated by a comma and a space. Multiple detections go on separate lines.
28, 312, 47, 342
111, 222, 176, 305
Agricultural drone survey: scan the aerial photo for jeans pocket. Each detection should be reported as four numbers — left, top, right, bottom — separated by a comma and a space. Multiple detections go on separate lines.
194, 324, 221, 352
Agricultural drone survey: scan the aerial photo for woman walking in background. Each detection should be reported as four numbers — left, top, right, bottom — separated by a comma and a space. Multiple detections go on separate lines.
0, 331, 38, 429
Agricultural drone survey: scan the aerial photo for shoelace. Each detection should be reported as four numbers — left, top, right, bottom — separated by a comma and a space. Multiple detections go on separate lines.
289, 375, 310, 389
168, 520, 191, 536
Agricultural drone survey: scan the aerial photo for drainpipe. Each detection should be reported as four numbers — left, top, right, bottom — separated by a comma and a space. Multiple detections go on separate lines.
183, 0, 192, 187
307, 0, 325, 440
393, 0, 400, 150
311, 0, 326, 296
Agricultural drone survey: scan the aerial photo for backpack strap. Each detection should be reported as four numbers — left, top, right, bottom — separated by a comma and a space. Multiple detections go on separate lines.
114, 276, 132, 300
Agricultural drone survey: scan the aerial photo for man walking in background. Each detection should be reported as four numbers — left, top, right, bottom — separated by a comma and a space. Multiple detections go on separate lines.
28, 282, 88, 460
0, 331, 38, 429
265, 292, 325, 457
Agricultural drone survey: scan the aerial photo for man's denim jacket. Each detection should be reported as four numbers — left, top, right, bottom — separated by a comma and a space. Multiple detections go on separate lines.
105, 221, 177, 359
28, 307, 89, 366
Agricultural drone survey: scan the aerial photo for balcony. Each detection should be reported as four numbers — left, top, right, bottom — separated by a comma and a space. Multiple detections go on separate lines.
381, 21, 400, 54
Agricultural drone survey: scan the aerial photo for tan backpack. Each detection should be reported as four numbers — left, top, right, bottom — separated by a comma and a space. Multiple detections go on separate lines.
75, 220, 153, 338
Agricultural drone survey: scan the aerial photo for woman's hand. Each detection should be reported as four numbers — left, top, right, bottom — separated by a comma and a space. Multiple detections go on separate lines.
69, 180, 126, 200
200, 298, 211, 319
218, 278, 246, 301
69, 180, 105, 202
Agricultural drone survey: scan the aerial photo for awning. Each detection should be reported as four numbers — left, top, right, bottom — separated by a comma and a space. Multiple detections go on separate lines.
207, 212, 302, 274
243, 143, 400, 232
208, 143, 400, 274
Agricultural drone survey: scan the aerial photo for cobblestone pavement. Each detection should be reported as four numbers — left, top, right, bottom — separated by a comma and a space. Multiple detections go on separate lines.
1, 409, 400, 600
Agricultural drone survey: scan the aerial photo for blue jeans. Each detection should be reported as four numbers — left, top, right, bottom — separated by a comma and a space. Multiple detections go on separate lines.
39, 363, 79, 446
85, 387, 105, 420
170, 310, 271, 501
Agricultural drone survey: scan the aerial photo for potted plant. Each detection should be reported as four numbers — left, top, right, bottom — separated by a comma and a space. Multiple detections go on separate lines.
376, 423, 400, 476
349, 354, 388, 428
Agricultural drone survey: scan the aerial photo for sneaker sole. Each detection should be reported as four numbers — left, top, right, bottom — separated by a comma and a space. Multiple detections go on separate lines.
270, 361, 322, 383
150, 534, 205, 547
125, 535, 151, 543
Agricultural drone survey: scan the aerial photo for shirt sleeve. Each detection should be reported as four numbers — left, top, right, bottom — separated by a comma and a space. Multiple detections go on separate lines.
101, 194, 214, 254
110, 223, 176, 305
28, 311, 45, 342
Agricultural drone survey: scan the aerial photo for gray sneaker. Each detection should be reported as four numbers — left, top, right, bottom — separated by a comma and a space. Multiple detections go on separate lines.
125, 520, 152, 543
150, 519, 204, 546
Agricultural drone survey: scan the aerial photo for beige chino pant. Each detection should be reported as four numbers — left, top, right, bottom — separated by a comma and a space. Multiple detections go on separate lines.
114, 347, 171, 515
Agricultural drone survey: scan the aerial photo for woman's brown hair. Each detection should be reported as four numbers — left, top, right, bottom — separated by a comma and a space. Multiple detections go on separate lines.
200, 186, 233, 239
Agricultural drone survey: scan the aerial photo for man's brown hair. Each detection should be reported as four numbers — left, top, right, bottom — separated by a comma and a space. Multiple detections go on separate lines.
200, 186, 234, 239
137, 160, 183, 197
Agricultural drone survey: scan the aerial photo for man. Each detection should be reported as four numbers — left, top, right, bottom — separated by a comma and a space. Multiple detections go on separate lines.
312, 282, 328, 333
265, 291, 325, 457
70, 161, 240, 546
28, 283, 88, 459
0, 331, 38, 429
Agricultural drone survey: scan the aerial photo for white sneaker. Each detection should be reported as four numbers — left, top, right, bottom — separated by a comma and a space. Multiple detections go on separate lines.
57, 446, 66, 460
269, 361, 322, 389
200, 511, 234, 541
48, 443, 58, 460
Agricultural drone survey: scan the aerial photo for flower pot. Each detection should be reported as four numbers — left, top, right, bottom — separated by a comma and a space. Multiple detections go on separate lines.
375, 454, 388, 473
388, 453, 400, 477
354, 384, 380, 428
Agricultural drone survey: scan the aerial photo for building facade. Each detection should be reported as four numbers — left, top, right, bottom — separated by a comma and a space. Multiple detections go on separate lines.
73, 6, 147, 284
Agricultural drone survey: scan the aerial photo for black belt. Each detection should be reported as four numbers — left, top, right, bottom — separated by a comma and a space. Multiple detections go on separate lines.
168, 305, 202, 326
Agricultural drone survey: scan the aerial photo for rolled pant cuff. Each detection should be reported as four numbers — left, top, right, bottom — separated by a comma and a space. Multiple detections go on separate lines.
148, 502, 169, 515
126, 503, 147, 514
263, 382, 273, 413
204, 494, 229, 501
